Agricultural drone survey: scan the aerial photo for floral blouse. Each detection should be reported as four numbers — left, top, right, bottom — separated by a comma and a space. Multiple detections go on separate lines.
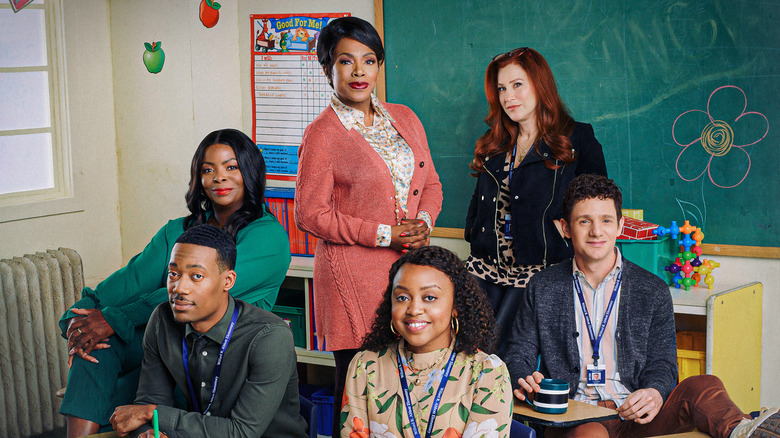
340, 339, 512, 438
330, 94, 433, 247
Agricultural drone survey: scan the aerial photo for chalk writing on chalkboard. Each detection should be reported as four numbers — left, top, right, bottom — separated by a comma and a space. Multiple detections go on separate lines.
675, 197, 707, 232
672, 85, 769, 189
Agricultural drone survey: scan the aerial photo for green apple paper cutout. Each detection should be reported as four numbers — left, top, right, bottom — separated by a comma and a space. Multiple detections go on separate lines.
143, 41, 165, 74
199, 0, 221, 28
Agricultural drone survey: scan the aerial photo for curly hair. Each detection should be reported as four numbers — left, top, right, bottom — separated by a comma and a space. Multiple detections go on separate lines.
471, 47, 576, 174
184, 129, 267, 238
562, 173, 623, 223
361, 246, 496, 355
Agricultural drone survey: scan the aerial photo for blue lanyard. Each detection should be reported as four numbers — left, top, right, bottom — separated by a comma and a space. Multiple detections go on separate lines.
573, 271, 622, 366
507, 143, 518, 188
396, 346, 457, 438
182, 306, 239, 414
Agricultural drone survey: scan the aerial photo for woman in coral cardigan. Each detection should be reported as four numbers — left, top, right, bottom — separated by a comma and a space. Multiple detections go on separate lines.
294, 17, 442, 436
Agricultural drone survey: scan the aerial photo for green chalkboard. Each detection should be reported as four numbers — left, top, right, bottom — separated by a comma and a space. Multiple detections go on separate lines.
383, 0, 779, 248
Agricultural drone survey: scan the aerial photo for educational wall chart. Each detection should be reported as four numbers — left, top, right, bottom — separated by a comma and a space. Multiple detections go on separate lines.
251, 13, 349, 180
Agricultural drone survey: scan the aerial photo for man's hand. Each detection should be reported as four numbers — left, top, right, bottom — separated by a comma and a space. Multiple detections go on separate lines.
616, 388, 663, 424
66, 308, 115, 357
513, 371, 545, 402
110, 404, 157, 436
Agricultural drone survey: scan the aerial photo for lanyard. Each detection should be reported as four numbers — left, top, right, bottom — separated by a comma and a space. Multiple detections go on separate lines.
182, 306, 239, 414
396, 346, 457, 438
507, 143, 518, 188
573, 271, 622, 366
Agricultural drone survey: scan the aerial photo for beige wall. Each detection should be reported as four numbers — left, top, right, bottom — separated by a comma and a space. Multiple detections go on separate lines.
0, 0, 122, 286
109, 0, 244, 261
111, 0, 373, 260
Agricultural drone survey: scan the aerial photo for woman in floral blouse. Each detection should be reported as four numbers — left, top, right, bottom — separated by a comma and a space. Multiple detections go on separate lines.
341, 246, 512, 438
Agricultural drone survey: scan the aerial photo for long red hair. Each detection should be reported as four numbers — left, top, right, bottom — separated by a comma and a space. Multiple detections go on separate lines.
470, 48, 576, 173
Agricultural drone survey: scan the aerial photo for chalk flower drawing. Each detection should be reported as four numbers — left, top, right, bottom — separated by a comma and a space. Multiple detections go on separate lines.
672, 85, 768, 188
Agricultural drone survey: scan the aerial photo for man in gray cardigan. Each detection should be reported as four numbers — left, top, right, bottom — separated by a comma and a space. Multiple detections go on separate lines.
504, 174, 777, 438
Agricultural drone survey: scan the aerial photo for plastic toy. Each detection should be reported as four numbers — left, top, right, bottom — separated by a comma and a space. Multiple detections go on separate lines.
653, 220, 680, 240
695, 259, 720, 290
656, 221, 718, 291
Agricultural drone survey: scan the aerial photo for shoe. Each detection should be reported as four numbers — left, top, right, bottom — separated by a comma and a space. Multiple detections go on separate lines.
730, 407, 780, 438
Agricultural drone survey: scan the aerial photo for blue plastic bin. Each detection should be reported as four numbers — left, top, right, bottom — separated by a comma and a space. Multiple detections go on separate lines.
311, 386, 335, 436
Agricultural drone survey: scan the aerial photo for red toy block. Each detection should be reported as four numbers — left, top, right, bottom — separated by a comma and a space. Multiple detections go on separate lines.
619, 217, 659, 240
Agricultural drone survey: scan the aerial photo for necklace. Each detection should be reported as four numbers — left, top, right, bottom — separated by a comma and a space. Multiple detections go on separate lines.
514, 135, 536, 167
401, 344, 450, 385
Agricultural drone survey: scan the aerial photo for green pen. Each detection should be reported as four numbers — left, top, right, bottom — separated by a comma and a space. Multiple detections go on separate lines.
153, 408, 159, 438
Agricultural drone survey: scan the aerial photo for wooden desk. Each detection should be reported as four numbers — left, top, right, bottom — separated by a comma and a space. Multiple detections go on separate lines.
513, 398, 619, 427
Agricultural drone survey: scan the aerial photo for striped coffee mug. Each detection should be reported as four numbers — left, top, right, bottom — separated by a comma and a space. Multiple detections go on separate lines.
529, 378, 569, 414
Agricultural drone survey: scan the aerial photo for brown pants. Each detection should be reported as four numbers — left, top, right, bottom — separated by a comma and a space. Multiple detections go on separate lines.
546, 375, 750, 438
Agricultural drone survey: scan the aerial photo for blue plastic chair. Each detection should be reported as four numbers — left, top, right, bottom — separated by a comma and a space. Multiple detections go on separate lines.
510, 419, 536, 438
299, 394, 318, 438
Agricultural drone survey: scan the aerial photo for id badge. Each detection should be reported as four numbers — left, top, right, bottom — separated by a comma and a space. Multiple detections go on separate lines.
504, 213, 513, 239
587, 363, 606, 386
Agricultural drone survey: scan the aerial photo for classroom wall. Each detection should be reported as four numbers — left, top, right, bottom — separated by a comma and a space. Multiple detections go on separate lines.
0, 0, 122, 286
109, 0, 244, 261
110, 0, 374, 261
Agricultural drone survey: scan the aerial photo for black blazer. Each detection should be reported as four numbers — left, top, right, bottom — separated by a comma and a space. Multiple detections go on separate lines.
465, 122, 607, 267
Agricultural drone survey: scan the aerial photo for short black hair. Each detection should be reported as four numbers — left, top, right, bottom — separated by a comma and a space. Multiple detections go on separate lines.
562, 174, 623, 223
361, 246, 497, 356
174, 225, 237, 271
317, 16, 384, 85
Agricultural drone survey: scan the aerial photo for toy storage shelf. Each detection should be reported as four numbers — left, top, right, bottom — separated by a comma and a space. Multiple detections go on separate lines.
287, 256, 335, 367
670, 282, 762, 412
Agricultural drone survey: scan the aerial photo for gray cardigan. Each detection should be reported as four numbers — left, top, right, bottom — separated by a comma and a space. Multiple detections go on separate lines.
503, 257, 678, 401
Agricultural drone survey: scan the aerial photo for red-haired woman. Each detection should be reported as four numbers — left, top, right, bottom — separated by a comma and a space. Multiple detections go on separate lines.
465, 48, 607, 355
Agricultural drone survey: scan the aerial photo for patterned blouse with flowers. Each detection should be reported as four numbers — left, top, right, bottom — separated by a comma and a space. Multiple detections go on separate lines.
330, 93, 433, 247
341, 339, 512, 438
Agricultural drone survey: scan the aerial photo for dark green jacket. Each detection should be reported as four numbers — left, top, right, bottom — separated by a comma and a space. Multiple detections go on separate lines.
135, 296, 307, 437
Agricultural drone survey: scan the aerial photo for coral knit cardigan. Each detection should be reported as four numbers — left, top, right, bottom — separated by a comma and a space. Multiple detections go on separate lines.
294, 103, 443, 351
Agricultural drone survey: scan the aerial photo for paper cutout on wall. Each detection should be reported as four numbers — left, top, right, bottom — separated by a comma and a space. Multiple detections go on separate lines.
9, 0, 34, 12
142, 42, 165, 74
199, 0, 220, 28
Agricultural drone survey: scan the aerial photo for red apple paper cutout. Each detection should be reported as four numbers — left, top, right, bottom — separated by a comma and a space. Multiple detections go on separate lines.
199, 0, 221, 28
143, 41, 165, 74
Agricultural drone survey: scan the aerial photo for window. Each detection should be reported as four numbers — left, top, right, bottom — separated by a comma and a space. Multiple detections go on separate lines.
0, 0, 77, 220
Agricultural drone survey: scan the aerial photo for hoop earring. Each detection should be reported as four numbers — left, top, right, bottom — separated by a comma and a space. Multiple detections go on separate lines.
390, 323, 398, 336
451, 316, 459, 335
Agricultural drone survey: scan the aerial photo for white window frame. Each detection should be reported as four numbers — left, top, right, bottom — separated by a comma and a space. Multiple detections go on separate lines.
0, 0, 83, 223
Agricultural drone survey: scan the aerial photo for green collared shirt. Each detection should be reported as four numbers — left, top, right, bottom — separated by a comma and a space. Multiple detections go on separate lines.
134, 296, 307, 438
